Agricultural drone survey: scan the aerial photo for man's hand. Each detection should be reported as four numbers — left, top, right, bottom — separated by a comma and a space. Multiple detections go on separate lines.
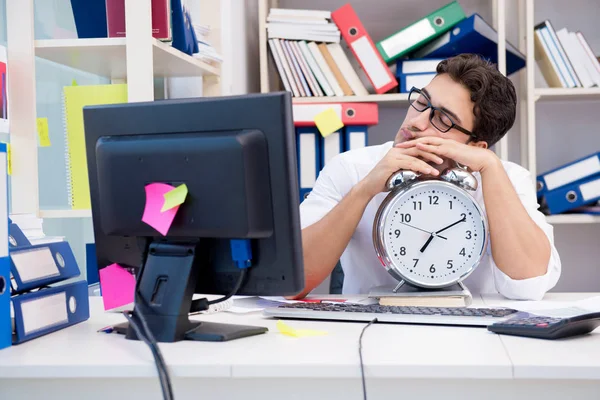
395, 137, 498, 173
358, 145, 444, 198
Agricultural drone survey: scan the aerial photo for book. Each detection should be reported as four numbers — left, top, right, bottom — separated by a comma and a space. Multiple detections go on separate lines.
106, 0, 172, 41
368, 283, 472, 307
63, 84, 128, 210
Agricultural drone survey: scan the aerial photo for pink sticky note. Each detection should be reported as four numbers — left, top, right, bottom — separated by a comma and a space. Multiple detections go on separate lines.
99, 263, 136, 311
141, 183, 180, 236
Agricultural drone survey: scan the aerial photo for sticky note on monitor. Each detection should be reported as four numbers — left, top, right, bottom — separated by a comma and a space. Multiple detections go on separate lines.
142, 182, 179, 236
313, 108, 344, 138
162, 183, 188, 212
99, 263, 136, 311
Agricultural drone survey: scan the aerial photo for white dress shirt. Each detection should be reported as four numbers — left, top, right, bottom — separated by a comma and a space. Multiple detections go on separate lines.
300, 141, 561, 300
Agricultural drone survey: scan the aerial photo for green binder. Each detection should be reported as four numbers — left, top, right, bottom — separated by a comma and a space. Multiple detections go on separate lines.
376, 1, 466, 63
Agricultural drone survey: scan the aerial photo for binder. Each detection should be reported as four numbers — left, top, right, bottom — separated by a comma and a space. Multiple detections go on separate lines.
296, 128, 321, 203
397, 72, 437, 93
0, 142, 9, 350
9, 241, 81, 295
12, 280, 90, 345
396, 58, 445, 75
320, 129, 344, 168
331, 3, 398, 94
344, 126, 368, 152
69, 0, 108, 39
536, 152, 600, 199
376, 1, 466, 63
8, 221, 31, 248
412, 14, 526, 76
293, 103, 378, 127
543, 174, 600, 215
63, 84, 128, 210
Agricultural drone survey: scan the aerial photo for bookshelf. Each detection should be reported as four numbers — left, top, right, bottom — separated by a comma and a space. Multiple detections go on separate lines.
5, 1, 223, 219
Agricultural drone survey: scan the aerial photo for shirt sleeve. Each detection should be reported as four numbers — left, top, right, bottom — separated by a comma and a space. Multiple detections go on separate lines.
490, 165, 562, 301
299, 154, 355, 230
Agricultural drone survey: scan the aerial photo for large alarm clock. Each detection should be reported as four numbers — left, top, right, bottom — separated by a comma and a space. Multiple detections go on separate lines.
373, 165, 489, 289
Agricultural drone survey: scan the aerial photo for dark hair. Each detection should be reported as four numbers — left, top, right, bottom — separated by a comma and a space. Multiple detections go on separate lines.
436, 54, 517, 146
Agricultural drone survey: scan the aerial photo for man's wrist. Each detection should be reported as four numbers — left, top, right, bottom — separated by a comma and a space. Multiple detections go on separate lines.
480, 151, 503, 176
353, 180, 378, 203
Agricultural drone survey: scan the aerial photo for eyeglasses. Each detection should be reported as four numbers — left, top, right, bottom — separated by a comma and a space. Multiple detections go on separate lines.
408, 87, 476, 140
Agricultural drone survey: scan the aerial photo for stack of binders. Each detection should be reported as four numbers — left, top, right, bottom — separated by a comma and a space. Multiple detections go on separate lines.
292, 102, 378, 203
537, 152, 600, 215
2, 219, 90, 348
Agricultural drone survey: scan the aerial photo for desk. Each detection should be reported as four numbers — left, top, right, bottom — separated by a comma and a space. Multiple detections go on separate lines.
1, 294, 599, 400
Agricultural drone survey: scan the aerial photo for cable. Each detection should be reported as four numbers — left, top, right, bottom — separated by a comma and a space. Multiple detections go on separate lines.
359, 318, 378, 400
124, 311, 173, 400
208, 268, 247, 305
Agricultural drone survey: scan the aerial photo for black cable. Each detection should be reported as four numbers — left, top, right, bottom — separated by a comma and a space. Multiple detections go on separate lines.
190, 268, 247, 313
124, 311, 173, 400
359, 318, 378, 400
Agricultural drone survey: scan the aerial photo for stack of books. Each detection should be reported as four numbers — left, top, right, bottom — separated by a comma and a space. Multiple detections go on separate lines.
534, 21, 600, 88
267, 2, 528, 97
537, 152, 600, 215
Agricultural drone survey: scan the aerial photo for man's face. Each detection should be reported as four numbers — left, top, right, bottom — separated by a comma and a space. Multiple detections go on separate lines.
394, 73, 476, 147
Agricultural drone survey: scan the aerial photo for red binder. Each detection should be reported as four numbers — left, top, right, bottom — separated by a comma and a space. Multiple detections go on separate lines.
293, 103, 378, 127
106, 0, 171, 40
331, 4, 398, 94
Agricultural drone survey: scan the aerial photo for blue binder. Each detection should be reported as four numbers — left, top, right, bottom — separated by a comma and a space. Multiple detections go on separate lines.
412, 13, 526, 76
69, 0, 108, 39
8, 222, 31, 248
319, 129, 344, 169
296, 128, 321, 203
396, 71, 437, 93
343, 126, 368, 151
10, 241, 80, 295
12, 280, 90, 344
171, 0, 196, 56
537, 152, 600, 199
543, 174, 600, 215
0, 142, 9, 350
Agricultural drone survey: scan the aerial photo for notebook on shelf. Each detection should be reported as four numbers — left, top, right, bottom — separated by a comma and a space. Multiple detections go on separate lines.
63, 84, 128, 210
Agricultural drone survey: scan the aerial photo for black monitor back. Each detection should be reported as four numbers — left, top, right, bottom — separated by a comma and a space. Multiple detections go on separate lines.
83, 92, 304, 296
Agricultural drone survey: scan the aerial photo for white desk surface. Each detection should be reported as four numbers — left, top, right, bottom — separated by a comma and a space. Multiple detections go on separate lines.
1, 293, 599, 400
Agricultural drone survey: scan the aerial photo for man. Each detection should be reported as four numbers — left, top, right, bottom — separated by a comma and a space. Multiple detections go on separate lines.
295, 54, 561, 301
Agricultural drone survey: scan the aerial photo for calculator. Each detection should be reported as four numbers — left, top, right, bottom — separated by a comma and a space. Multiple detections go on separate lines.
487, 312, 600, 339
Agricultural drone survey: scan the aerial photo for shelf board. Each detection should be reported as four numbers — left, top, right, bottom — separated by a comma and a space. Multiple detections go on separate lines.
545, 214, 600, 224
292, 93, 409, 104
535, 88, 600, 101
35, 38, 219, 79
39, 209, 92, 219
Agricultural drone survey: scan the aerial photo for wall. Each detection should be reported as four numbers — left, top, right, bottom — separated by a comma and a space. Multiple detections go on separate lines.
255, 0, 600, 292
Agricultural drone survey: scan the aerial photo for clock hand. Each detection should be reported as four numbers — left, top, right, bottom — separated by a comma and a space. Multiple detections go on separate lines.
435, 216, 466, 235
419, 234, 434, 253
399, 222, 447, 240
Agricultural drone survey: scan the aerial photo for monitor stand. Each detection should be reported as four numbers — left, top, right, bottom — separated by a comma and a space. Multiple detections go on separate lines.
112, 241, 267, 342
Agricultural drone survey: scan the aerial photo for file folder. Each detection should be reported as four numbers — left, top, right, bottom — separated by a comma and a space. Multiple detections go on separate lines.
536, 152, 600, 199
331, 3, 398, 94
8, 222, 31, 248
10, 241, 80, 295
320, 129, 344, 168
397, 72, 437, 93
12, 280, 90, 344
297, 128, 321, 203
293, 103, 378, 127
412, 14, 526, 76
543, 174, 600, 215
344, 126, 368, 151
0, 142, 9, 350
376, 1, 466, 63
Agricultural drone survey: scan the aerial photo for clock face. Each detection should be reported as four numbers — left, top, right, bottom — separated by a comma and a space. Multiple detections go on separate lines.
375, 180, 488, 288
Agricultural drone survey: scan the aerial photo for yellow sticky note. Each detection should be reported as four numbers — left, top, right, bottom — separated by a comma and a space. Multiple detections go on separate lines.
162, 183, 188, 212
36, 117, 51, 147
313, 108, 344, 138
276, 320, 328, 338
6, 143, 11, 175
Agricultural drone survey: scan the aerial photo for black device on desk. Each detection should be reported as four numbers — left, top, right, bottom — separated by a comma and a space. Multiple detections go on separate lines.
83, 92, 305, 344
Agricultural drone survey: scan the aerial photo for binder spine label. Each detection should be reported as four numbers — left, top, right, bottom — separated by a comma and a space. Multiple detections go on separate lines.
544, 156, 600, 191
580, 178, 600, 201
380, 19, 435, 58
351, 37, 391, 89
21, 291, 68, 335
12, 247, 60, 283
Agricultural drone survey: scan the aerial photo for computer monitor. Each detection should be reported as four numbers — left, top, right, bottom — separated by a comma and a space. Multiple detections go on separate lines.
83, 92, 304, 342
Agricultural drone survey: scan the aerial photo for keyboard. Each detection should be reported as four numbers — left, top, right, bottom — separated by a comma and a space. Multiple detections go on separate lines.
263, 302, 521, 327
